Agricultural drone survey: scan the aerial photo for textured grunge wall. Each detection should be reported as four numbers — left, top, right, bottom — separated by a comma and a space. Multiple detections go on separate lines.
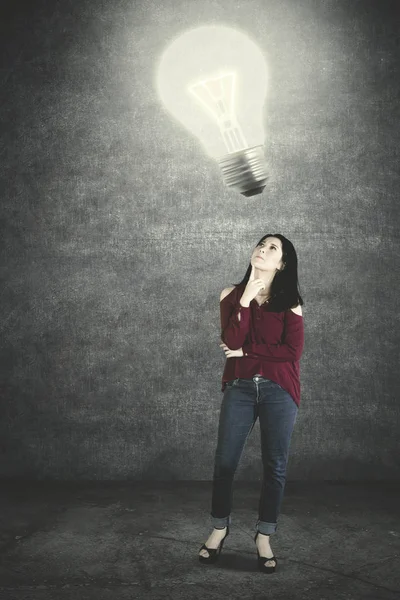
0, 0, 399, 480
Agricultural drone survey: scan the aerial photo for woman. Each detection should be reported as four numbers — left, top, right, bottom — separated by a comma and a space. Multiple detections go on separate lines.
198, 234, 305, 573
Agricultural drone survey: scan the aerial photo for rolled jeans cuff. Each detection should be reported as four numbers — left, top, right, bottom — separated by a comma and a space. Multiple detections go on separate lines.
211, 514, 231, 528
256, 520, 277, 535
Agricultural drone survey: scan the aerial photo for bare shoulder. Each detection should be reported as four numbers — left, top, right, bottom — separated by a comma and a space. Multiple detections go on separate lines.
220, 286, 236, 302
290, 304, 303, 316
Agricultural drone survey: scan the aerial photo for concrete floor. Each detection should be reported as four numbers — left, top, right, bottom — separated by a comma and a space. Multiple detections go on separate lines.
0, 480, 399, 600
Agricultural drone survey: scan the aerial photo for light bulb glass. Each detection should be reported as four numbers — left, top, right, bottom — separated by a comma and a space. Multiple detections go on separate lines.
156, 25, 268, 160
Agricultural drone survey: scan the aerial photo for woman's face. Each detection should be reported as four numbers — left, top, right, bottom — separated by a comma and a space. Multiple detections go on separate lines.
251, 237, 284, 272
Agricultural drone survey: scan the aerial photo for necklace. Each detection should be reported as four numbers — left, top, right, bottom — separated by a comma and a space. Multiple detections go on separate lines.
255, 293, 270, 305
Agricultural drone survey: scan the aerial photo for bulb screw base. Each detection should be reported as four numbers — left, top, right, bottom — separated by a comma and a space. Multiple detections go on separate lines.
217, 145, 269, 196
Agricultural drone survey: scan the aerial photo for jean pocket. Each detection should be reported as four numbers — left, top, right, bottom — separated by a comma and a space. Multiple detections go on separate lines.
269, 380, 283, 389
267, 380, 286, 392
225, 379, 237, 388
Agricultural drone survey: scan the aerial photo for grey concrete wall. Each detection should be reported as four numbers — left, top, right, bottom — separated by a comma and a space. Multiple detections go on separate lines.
0, 0, 399, 480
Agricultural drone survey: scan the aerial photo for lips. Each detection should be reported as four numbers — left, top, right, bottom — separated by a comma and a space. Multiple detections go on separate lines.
255, 256, 264, 260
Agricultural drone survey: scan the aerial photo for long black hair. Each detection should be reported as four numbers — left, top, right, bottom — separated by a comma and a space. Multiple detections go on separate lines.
231, 233, 304, 313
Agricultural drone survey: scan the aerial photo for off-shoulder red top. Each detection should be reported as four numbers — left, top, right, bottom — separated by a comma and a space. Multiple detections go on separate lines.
220, 283, 305, 407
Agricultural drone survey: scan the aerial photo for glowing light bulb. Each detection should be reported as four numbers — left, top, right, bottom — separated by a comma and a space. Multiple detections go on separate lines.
156, 25, 269, 196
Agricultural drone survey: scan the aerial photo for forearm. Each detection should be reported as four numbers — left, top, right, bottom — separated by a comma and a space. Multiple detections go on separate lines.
242, 341, 303, 362
220, 296, 251, 350
242, 314, 304, 362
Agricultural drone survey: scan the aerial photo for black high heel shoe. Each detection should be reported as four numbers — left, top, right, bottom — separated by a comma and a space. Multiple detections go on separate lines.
254, 531, 278, 573
198, 526, 230, 564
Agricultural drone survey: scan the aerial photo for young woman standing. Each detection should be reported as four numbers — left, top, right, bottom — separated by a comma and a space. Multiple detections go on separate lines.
198, 234, 305, 573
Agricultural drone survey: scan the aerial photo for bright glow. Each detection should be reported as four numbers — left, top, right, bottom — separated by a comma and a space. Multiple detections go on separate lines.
189, 72, 248, 153
156, 25, 268, 159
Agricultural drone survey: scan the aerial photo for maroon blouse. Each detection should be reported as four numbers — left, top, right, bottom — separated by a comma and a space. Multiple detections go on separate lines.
220, 282, 305, 407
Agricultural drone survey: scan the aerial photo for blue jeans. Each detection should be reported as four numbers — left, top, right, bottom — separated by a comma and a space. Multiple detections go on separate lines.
210, 375, 298, 536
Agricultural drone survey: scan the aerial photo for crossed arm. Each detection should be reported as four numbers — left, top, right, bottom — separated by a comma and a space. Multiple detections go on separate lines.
220, 297, 304, 362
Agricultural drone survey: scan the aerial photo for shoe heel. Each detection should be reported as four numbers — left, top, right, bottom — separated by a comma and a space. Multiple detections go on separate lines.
254, 531, 277, 574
